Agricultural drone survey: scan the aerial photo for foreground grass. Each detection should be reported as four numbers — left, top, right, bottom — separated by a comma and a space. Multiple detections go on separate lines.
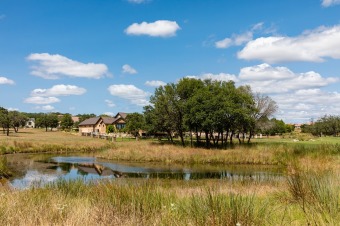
0, 129, 112, 154
0, 170, 339, 226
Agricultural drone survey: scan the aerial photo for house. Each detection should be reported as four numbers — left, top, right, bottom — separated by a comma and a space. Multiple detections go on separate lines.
78, 112, 128, 135
25, 118, 35, 128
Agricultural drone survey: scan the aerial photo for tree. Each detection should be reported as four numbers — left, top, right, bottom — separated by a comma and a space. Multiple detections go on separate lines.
36, 113, 59, 131
247, 91, 278, 143
0, 107, 10, 136
60, 114, 74, 130
8, 111, 28, 133
125, 113, 145, 137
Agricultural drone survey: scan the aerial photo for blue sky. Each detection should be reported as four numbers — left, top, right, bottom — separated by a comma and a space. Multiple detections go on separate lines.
1, 0, 340, 123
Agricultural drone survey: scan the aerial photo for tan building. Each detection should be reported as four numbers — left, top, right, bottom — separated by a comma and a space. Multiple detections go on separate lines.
78, 112, 128, 135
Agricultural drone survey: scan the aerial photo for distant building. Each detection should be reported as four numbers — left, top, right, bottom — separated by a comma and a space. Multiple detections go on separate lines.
78, 112, 128, 135
25, 118, 35, 128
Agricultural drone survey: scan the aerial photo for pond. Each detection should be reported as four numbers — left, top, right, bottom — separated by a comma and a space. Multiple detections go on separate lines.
3, 153, 284, 189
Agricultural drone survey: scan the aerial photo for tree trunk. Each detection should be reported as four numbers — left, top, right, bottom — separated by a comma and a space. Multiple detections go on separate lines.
247, 130, 253, 143
167, 131, 173, 143
205, 130, 210, 148
6, 127, 9, 136
195, 127, 200, 144
190, 130, 193, 147
230, 131, 234, 145
237, 133, 241, 144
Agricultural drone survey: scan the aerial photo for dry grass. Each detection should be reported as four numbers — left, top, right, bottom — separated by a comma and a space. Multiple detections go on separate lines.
99, 140, 279, 165
0, 129, 111, 154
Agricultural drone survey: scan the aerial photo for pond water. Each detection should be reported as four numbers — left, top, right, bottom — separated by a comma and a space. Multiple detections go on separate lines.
4, 153, 283, 189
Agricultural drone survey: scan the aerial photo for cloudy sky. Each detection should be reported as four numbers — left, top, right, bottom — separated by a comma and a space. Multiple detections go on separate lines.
1, 0, 340, 123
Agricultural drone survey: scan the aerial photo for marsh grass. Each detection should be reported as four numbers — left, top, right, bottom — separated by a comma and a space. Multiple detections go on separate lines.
1, 173, 337, 226
285, 170, 340, 225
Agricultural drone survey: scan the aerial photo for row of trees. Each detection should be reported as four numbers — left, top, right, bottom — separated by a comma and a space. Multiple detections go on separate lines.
0, 108, 80, 135
139, 78, 278, 147
302, 115, 340, 137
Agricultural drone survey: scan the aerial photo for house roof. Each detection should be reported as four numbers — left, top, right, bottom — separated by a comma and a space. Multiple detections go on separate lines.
102, 117, 116, 124
78, 113, 129, 127
115, 112, 128, 119
78, 117, 101, 126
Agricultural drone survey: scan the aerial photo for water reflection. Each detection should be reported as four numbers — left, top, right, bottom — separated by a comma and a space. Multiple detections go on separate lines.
5, 154, 283, 189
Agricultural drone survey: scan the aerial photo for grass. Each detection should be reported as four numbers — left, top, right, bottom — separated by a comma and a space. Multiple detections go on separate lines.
0, 129, 112, 154
0, 171, 338, 226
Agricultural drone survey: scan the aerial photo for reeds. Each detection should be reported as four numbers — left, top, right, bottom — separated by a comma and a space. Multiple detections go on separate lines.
286, 170, 340, 225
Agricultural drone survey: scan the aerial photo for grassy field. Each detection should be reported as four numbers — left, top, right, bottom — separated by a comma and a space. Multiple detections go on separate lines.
0, 129, 112, 154
0, 129, 339, 225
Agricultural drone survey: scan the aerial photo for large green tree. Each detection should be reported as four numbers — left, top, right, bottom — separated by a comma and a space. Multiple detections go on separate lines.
125, 112, 146, 137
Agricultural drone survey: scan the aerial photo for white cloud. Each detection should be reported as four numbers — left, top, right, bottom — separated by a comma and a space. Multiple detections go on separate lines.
24, 97, 60, 105
186, 73, 239, 82
321, 0, 340, 7
125, 20, 180, 37
103, 112, 114, 116
127, 0, 149, 3
122, 64, 137, 74
239, 64, 338, 94
105, 100, 116, 108
8, 107, 19, 111
215, 23, 263, 49
238, 25, 340, 63
40, 105, 55, 111
108, 84, 150, 106
27, 53, 108, 79
0, 76, 15, 85
145, 80, 166, 87
31, 85, 86, 97
239, 64, 295, 81
273, 89, 340, 122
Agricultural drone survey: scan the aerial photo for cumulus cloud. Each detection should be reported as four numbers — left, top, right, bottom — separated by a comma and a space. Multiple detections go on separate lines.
27, 53, 108, 79
238, 25, 340, 63
186, 73, 239, 82
273, 89, 340, 122
0, 76, 15, 85
239, 64, 338, 93
125, 20, 180, 37
321, 0, 340, 7
215, 23, 263, 49
122, 64, 137, 74
24, 96, 60, 105
239, 64, 295, 81
31, 85, 86, 97
145, 80, 166, 87
105, 100, 116, 108
108, 84, 150, 106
